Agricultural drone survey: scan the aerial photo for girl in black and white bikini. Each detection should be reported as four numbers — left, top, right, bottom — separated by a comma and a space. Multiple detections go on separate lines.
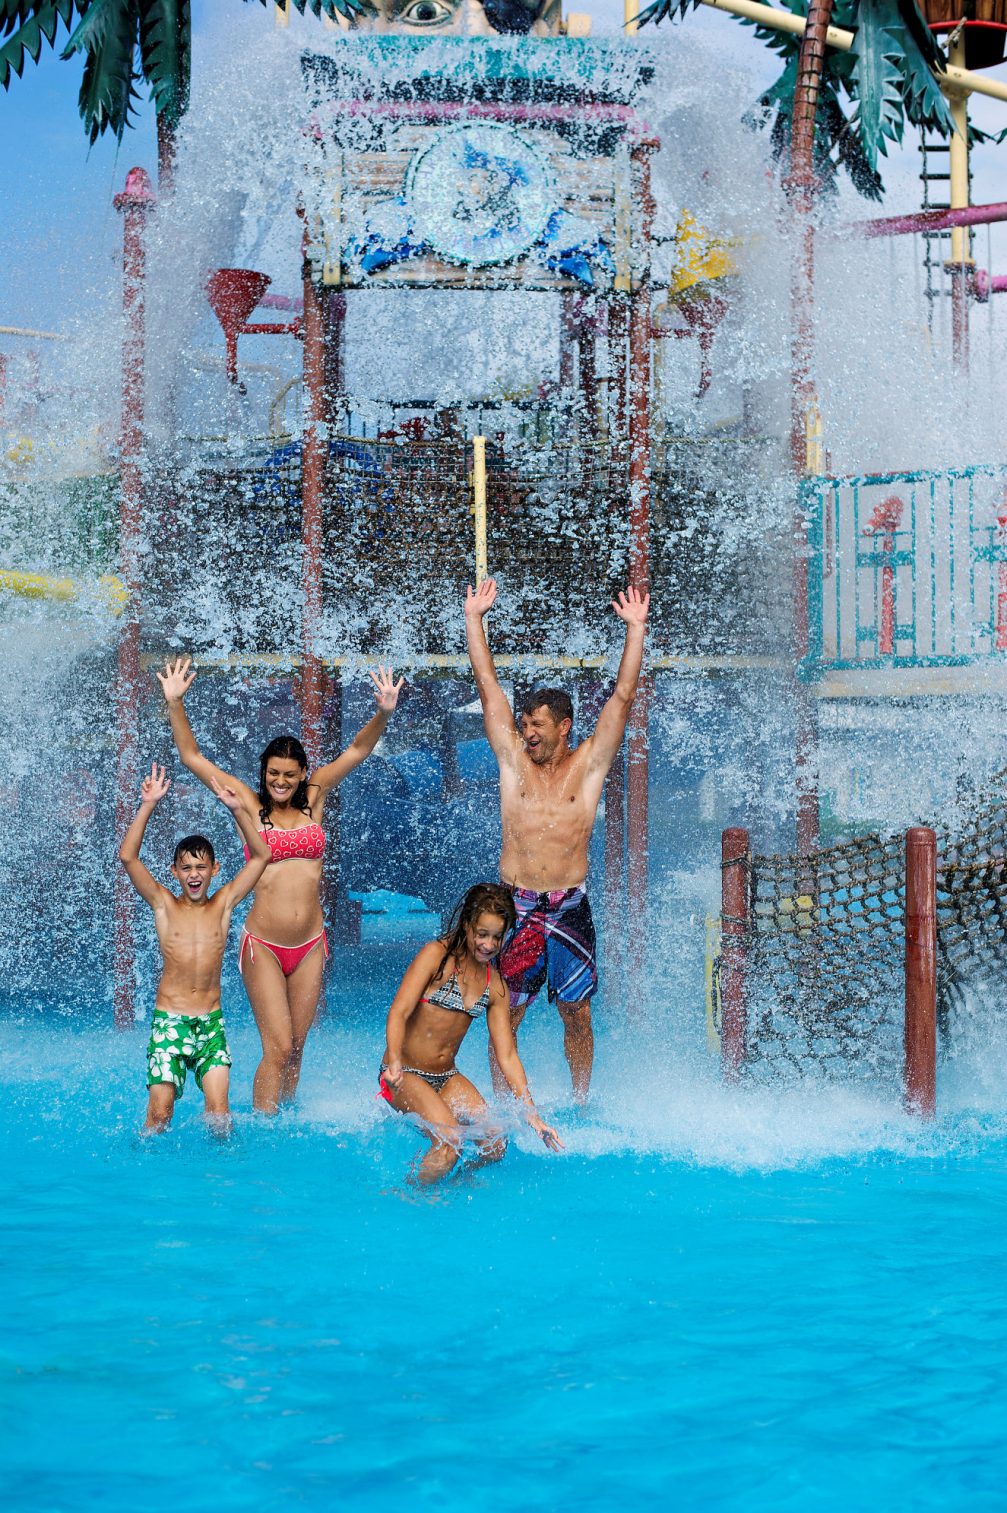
380, 883, 563, 1184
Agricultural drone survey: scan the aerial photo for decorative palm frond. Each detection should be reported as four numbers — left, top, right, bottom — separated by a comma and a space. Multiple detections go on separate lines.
849, 0, 908, 168
63, 0, 139, 141
0, 0, 82, 89
747, 53, 883, 199
138, 0, 188, 128
249, 0, 377, 23
635, 0, 701, 30
5, 0, 377, 153
639, 0, 954, 198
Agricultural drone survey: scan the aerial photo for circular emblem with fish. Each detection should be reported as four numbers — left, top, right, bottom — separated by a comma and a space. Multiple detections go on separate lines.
405, 122, 556, 267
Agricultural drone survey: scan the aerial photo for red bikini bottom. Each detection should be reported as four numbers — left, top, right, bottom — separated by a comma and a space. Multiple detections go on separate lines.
239, 928, 328, 978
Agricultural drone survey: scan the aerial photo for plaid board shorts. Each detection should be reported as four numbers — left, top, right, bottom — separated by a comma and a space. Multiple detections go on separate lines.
499, 885, 598, 1008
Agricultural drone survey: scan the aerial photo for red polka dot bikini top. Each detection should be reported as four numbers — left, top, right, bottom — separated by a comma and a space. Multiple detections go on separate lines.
243, 822, 326, 863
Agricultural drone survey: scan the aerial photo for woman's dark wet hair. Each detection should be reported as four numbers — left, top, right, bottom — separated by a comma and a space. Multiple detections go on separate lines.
434, 883, 517, 983
258, 735, 311, 826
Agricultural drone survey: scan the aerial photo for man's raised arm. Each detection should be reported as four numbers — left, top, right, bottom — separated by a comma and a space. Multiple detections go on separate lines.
464, 579, 519, 763
588, 587, 650, 775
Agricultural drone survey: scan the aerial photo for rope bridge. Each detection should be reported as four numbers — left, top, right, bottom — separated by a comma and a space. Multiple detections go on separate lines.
712, 772, 1007, 1112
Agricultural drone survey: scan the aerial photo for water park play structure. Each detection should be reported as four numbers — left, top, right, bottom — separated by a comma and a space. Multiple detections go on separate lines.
7, 0, 1007, 1120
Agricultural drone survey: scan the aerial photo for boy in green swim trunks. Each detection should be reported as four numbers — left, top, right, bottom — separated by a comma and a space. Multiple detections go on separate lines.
119, 762, 270, 1132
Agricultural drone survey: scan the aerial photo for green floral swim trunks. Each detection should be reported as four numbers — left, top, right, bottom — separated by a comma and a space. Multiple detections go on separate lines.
146, 1008, 232, 1094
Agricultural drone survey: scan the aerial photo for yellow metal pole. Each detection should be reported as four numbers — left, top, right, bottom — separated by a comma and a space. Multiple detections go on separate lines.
472, 434, 488, 585
948, 35, 971, 266
946, 30, 973, 368
624, 0, 639, 34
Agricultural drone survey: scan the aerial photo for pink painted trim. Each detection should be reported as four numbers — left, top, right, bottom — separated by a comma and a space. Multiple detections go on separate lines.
973, 268, 1007, 301
853, 201, 1007, 238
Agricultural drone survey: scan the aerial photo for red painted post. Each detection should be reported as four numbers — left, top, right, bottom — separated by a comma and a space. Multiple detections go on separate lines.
577, 296, 598, 430
863, 494, 904, 656
904, 826, 937, 1118
786, 0, 834, 858
301, 262, 327, 768
721, 826, 750, 1080
995, 500, 1007, 652
112, 167, 155, 1029
559, 292, 578, 394
323, 289, 347, 435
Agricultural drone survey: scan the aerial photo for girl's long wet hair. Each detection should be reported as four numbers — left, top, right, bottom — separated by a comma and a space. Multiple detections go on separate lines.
434, 883, 517, 984
258, 735, 312, 827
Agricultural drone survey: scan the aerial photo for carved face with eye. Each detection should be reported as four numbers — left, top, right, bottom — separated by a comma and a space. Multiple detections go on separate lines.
353, 0, 562, 35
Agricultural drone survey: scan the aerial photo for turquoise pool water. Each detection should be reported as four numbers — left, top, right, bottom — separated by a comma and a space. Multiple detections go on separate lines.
4, 961, 1007, 1511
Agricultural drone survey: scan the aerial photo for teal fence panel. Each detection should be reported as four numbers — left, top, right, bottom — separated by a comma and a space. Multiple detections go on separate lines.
804, 464, 1007, 676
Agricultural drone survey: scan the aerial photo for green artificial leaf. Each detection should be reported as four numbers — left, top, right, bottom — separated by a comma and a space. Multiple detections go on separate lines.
635, 0, 701, 29
65, 0, 139, 140
893, 0, 945, 74
821, 83, 883, 198
0, 1, 82, 89
745, 52, 885, 201
61, 0, 129, 55
893, 24, 954, 134
138, 0, 189, 127
248, 0, 376, 24
849, 0, 906, 169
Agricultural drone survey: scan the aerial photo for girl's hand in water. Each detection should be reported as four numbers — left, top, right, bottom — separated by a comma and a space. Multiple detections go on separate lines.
369, 665, 404, 714
210, 777, 242, 812
140, 763, 171, 806
157, 656, 196, 703
382, 1060, 403, 1092
528, 1114, 564, 1152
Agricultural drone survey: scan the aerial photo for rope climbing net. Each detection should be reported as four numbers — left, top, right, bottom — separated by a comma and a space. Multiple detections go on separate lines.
719, 769, 1007, 1084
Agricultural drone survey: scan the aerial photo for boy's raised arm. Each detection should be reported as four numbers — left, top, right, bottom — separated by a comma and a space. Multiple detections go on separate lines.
464, 579, 519, 763
213, 781, 270, 905
118, 764, 172, 907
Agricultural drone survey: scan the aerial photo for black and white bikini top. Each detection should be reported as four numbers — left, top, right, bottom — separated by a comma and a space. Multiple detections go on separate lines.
421, 964, 492, 1020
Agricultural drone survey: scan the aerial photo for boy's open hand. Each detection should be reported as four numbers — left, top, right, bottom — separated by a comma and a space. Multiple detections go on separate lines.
369, 665, 405, 713
466, 578, 498, 619
611, 586, 650, 627
140, 763, 171, 805
157, 656, 195, 703
210, 776, 242, 812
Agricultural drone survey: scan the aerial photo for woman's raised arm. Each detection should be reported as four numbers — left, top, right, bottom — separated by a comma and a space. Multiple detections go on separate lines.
309, 665, 404, 802
157, 658, 258, 811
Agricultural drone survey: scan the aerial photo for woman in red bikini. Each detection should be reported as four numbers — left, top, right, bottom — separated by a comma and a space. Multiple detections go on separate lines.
158, 656, 403, 1112
381, 883, 563, 1184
